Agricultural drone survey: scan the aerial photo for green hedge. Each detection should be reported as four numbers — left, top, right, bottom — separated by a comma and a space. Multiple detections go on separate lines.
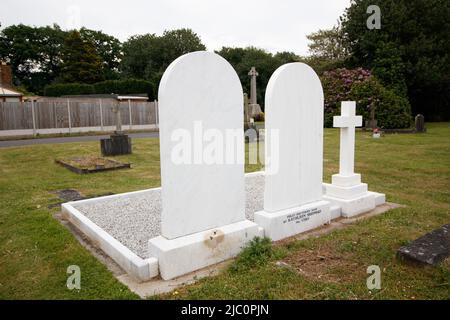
44, 79, 154, 99
44, 83, 94, 96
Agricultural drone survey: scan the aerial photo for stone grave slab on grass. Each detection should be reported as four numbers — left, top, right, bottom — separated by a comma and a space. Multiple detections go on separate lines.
397, 223, 450, 266
56, 156, 130, 174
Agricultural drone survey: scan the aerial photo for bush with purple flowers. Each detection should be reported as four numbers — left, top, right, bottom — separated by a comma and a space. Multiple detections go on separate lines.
321, 68, 411, 128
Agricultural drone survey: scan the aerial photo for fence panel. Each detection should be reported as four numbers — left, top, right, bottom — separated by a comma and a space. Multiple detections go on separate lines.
0, 100, 158, 135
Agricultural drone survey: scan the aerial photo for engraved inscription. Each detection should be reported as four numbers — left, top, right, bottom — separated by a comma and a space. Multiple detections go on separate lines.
284, 208, 322, 224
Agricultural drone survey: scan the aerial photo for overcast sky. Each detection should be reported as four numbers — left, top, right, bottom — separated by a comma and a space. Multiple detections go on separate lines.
1, 0, 351, 55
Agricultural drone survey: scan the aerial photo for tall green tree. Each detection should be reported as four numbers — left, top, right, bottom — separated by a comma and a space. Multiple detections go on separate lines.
305, 26, 348, 74
0, 24, 66, 93
79, 28, 122, 80
341, 0, 450, 120
217, 47, 300, 109
121, 28, 206, 87
60, 30, 104, 84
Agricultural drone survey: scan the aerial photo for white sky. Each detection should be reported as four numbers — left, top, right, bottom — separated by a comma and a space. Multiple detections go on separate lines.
1, 0, 351, 55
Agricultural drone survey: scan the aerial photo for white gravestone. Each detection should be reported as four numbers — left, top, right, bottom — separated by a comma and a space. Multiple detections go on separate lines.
323, 101, 385, 217
254, 62, 331, 241
148, 51, 262, 280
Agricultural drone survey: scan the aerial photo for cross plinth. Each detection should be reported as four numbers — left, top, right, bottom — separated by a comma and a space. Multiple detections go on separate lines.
332, 101, 363, 186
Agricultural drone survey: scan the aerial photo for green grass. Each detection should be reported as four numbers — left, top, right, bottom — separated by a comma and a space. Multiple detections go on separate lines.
0, 123, 449, 299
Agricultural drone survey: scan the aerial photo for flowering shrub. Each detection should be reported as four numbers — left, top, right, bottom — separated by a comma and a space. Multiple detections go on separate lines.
321, 68, 412, 128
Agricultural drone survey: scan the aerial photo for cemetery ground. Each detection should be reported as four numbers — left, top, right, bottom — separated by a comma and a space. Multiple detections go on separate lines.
0, 123, 449, 299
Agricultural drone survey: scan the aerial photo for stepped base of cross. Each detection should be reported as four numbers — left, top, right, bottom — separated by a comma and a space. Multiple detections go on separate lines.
322, 173, 386, 217
148, 220, 262, 280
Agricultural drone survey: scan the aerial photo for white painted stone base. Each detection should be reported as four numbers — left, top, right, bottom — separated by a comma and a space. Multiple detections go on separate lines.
254, 200, 331, 241
323, 193, 375, 218
148, 220, 263, 280
323, 183, 386, 217
368, 191, 386, 206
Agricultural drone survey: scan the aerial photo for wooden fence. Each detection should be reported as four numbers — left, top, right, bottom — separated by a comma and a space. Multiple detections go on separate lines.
0, 99, 159, 136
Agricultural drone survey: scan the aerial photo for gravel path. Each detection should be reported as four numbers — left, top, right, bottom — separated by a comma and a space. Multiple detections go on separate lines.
73, 173, 264, 259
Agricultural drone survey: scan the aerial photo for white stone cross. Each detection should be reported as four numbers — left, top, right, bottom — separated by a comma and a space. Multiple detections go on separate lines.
248, 67, 259, 105
333, 101, 362, 176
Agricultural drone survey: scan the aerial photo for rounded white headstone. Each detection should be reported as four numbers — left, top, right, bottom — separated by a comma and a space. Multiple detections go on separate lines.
264, 62, 324, 212
158, 51, 245, 239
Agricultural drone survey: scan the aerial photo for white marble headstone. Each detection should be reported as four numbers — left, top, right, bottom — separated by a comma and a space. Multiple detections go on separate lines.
158, 51, 245, 240
264, 62, 325, 212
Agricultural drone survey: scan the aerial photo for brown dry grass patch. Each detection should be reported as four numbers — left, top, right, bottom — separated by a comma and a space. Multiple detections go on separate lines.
282, 244, 366, 284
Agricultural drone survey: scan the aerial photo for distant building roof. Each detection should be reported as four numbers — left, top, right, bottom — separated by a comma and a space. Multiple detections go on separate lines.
0, 85, 22, 97
61, 93, 149, 101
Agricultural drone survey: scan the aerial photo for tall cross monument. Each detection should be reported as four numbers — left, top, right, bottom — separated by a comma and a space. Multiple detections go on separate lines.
323, 101, 384, 217
248, 67, 259, 105
334, 101, 362, 177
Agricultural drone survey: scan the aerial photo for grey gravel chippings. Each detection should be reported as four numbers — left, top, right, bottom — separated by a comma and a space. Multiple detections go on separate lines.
74, 173, 265, 259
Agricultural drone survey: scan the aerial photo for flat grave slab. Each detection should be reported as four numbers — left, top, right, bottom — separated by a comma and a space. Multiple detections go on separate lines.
397, 223, 450, 265
56, 156, 130, 174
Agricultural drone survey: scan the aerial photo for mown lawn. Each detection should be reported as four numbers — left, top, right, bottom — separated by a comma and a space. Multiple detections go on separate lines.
0, 123, 449, 299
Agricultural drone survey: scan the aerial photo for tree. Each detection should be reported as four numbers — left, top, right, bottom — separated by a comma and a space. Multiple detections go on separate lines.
120, 33, 162, 83
216, 47, 300, 109
161, 28, 206, 67
60, 30, 104, 84
79, 28, 122, 80
0, 24, 66, 93
340, 0, 450, 120
121, 28, 206, 88
305, 26, 348, 74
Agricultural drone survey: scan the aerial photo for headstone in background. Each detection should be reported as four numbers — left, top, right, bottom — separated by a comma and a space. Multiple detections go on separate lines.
365, 103, 378, 130
254, 62, 330, 241
415, 114, 426, 133
100, 98, 132, 156
323, 101, 382, 217
149, 51, 261, 280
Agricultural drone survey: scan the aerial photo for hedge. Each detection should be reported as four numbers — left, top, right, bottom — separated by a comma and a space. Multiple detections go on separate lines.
321, 68, 412, 129
44, 83, 94, 97
44, 79, 154, 99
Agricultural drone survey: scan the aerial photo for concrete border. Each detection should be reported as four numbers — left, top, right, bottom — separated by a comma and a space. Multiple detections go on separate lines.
61, 202, 159, 282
